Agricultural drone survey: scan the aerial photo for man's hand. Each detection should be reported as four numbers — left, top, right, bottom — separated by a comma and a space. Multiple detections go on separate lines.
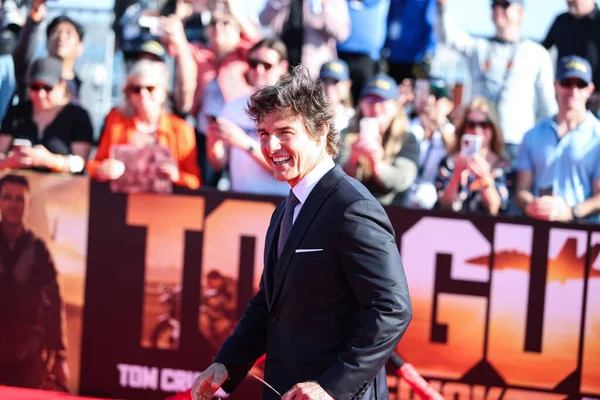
525, 195, 573, 222
30, 0, 48, 22
160, 14, 188, 49
210, 118, 252, 150
282, 381, 334, 400
191, 362, 229, 400
51, 358, 70, 389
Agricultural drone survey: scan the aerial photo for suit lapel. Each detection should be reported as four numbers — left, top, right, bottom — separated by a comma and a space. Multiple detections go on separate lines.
264, 201, 285, 308
271, 166, 345, 306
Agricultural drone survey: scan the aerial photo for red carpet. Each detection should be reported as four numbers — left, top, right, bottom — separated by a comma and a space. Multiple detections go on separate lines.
0, 386, 117, 400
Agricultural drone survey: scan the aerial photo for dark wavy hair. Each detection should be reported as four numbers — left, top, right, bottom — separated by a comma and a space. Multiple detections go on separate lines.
246, 66, 341, 158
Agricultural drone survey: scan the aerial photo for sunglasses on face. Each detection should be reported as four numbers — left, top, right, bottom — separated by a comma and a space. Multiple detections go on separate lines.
127, 85, 157, 94
491, 1, 511, 9
322, 78, 341, 86
209, 19, 232, 27
559, 79, 588, 89
466, 120, 493, 129
29, 83, 54, 92
248, 58, 274, 71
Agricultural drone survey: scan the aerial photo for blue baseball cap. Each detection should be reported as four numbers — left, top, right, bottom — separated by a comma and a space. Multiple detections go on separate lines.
557, 55, 592, 85
360, 74, 399, 100
319, 60, 350, 81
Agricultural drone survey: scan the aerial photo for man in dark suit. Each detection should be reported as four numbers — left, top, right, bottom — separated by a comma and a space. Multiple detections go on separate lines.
192, 66, 412, 400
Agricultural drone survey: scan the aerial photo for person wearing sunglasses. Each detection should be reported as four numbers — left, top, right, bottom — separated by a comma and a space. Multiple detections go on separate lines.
205, 38, 290, 196
87, 59, 200, 190
341, 74, 420, 207
436, 96, 510, 215
515, 56, 600, 223
189, 8, 261, 186
543, 0, 600, 116
436, 0, 557, 161
0, 57, 93, 174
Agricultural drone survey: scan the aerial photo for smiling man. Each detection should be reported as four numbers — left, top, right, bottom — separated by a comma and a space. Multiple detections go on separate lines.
192, 66, 412, 400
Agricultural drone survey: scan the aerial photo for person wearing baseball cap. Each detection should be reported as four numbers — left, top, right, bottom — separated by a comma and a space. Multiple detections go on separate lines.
341, 73, 419, 206
123, 36, 168, 63
515, 55, 600, 223
556, 55, 593, 87
319, 59, 354, 134
0, 56, 94, 173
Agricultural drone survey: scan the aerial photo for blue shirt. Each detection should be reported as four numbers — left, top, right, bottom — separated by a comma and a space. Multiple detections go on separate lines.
516, 112, 600, 222
337, 0, 391, 61
386, 0, 437, 63
0, 54, 15, 122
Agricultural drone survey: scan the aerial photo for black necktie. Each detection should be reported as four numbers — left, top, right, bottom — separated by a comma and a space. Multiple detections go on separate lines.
278, 190, 300, 257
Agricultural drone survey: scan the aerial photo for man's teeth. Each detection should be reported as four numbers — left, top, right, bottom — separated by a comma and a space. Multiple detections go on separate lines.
273, 157, 291, 165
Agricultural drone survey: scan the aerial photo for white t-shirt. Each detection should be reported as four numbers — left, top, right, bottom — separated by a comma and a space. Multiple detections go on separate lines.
221, 95, 290, 196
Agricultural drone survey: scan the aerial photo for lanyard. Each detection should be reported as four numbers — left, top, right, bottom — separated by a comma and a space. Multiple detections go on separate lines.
481, 38, 521, 104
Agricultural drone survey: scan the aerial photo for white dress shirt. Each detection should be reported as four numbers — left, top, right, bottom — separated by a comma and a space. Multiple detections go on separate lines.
290, 156, 335, 224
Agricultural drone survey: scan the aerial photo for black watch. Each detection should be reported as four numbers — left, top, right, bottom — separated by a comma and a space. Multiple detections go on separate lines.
572, 203, 582, 221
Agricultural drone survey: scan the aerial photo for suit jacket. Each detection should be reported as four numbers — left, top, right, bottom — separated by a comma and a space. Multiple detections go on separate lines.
214, 165, 412, 399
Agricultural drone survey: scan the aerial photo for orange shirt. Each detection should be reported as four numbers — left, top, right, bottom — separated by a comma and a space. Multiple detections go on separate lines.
87, 108, 201, 189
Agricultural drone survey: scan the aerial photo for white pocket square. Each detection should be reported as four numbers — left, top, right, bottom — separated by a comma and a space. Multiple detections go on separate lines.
295, 248, 324, 253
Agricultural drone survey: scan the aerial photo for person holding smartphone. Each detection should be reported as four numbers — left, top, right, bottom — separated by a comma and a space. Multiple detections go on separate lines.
0, 57, 93, 173
205, 38, 290, 196
436, 96, 509, 215
341, 74, 419, 206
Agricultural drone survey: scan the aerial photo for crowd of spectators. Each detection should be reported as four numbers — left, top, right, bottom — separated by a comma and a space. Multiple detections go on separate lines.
0, 0, 598, 224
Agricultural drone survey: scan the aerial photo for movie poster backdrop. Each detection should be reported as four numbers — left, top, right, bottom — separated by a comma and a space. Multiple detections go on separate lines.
0, 173, 598, 400
0, 172, 90, 394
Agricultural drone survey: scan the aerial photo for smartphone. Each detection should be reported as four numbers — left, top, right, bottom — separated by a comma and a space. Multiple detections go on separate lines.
138, 15, 165, 36
12, 138, 32, 151
359, 118, 379, 144
460, 134, 482, 157
414, 78, 431, 112
538, 185, 553, 197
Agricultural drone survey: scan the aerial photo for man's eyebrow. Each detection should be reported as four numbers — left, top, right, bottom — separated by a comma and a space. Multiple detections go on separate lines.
258, 125, 294, 133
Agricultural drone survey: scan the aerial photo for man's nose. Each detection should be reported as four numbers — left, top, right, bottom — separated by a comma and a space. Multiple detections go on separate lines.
265, 135, 281, 153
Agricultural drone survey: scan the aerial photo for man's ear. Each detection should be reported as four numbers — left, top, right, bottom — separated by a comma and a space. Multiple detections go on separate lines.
318, 122, 330, 144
